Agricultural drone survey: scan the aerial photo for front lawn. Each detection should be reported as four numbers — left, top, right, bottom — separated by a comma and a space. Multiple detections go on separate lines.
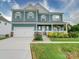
31, 43, 79, 59
50, 38, 79, 41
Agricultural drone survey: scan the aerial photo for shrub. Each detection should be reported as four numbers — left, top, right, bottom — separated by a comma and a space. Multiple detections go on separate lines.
48, 32, 69, 38
34, 34, 43, 41
48, 32, 53, 37
68, 32, 78, 38
5, 34, 9, 38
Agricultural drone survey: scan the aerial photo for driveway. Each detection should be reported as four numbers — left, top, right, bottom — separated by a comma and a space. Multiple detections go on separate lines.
0, 37, 33, 59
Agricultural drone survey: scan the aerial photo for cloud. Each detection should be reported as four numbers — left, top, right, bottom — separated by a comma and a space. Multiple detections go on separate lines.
59, 0, 79, 25
12, 3, 20, 9
11, 0, 21, 9
1, 0, 11, 2
63, 0, 75, 11
41, 0, 56, 12
69, 10, 79, 25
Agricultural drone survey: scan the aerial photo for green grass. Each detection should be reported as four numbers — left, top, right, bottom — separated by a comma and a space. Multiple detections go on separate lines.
31, 43, 79, 59
50, 38, 79, 41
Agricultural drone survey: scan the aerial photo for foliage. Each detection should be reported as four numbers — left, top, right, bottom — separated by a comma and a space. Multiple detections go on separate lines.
5, 34, 9, 38
34, 34, 43, 41
69, 24, 79, 32
48, 32, 69, 38
68, 32, 78, 38
48, 32, 79, 38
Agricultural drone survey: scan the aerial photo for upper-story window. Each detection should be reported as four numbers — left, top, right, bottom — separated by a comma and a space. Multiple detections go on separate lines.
27, 12, 34, 19
52, 15, 60, 21
41, 15, 46, 21
15, 12, 21, 19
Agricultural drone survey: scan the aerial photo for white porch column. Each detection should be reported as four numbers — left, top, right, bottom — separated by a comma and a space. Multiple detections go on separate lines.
36, 10, 38, 32
52, 24, 53, 31
66, 24, 68, 33
24, 10, 25, 21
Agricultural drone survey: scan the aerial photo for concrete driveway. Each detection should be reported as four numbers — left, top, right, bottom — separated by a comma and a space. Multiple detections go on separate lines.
0, 37, 33, 59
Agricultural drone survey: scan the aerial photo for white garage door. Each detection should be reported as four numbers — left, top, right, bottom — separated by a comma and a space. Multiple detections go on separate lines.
14, 27, 34, 37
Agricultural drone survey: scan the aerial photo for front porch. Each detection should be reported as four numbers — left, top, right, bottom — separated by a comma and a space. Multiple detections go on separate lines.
35, 24, 68, 33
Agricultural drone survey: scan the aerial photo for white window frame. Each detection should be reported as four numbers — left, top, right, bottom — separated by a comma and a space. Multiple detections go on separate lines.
38, 26, 41, 30
41, 15, 46, 21
27, 12, 34, 19
15, 12, 21, 19
46, 26, 49, 30
52, 15, 60, 21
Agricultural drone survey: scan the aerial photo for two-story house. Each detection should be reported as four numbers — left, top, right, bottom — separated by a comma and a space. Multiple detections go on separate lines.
0, 13, 11, 36
12, 3, 68, 37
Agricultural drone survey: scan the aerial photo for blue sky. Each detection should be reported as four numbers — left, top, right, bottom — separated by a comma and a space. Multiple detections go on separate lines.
0, 0, 79, 25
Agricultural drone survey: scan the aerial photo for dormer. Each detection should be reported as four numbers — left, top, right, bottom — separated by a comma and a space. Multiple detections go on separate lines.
24, 3, 37, 11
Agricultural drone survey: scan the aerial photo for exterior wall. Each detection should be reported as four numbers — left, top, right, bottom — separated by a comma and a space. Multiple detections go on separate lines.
36, 4, 49, 13
12, 10, 63, 22
0, 20, 11, 35
25, 11, 36, 22
50, 13, 63, 22
12, 24, 36, 31
38, 13, 49, 22
12, 4, 68, 33
12, 10, 24, 22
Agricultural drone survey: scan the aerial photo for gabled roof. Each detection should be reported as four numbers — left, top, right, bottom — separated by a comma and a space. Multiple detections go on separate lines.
35, 3, 49, 12
0, 15, 11, 23
12, 2, 63, 14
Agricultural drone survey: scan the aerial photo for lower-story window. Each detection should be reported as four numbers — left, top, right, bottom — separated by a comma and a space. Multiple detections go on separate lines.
46, 26, 49, 31
38, 26, 42, 31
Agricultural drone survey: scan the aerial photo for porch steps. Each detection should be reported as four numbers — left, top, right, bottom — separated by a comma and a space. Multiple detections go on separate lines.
42, 35, 50, 41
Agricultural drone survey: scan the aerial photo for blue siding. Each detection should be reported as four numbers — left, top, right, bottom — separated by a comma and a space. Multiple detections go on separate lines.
12, 11, 24, 22
38, 13, 49, 22
12, 24, 36, 30
25, 11, 36, 22
50, 14, 62, 22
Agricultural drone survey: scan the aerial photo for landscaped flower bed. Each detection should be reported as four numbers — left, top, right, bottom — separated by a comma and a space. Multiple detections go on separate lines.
48, 32, 79, 38
33, 33, 43, 41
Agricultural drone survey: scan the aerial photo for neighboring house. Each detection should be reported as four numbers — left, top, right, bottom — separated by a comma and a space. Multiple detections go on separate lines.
0, 13, 11, 36
12, 3, 68, 37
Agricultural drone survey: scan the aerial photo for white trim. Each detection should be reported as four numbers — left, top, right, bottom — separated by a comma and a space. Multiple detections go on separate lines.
12, 22, 67, 24
24, 10, 25, 21
41, 15, 46, 21
15, 12, 21, 19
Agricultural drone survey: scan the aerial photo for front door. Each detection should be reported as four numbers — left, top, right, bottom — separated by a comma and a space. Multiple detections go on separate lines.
42, 26, 46, 35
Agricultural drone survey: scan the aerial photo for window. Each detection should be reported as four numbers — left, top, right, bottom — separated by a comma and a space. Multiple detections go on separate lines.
27, 12, 34, 19
38, 26, 41, 30
46, 26, 49, 30
41, 15, 46, 21
15, 12, 21, 19
52, 15, 60, 21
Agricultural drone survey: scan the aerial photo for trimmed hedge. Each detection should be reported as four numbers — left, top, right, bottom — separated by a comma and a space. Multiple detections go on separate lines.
48, 32, 78, 38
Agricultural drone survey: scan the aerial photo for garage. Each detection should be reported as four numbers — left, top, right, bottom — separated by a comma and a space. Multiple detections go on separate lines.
14, 27, 34, 37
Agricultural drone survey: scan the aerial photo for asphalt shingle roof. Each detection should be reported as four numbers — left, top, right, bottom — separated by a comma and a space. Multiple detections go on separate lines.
0, 16, 10, 23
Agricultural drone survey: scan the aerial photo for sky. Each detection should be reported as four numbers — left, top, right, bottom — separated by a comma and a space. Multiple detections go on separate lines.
0, 0, 79, 25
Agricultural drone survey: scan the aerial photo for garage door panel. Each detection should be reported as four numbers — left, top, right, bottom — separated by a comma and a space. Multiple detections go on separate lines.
14, 27, 34, 37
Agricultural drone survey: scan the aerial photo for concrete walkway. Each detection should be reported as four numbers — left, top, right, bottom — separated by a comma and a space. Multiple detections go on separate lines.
43, 35, 50, 41
0, 37, 32, 59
